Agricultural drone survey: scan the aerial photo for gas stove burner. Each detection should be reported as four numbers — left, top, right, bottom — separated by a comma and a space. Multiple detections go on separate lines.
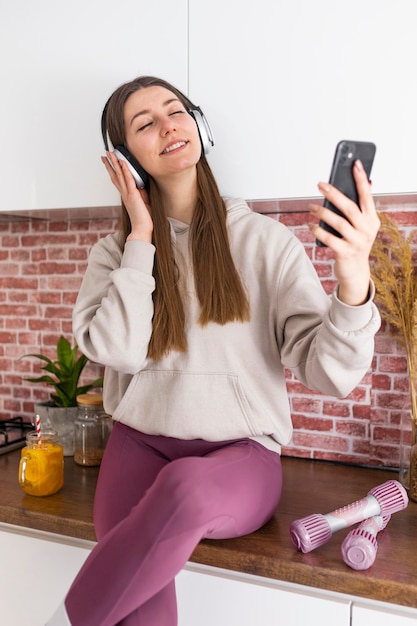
0, 417, 33, 455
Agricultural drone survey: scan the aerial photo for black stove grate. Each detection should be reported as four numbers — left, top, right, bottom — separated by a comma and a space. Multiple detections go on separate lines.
0, 417, 33, 455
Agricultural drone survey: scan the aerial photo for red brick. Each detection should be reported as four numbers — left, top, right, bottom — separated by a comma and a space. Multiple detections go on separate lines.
8, 293, 29, 303
378, 355, 408, 373
10, 249, 30, 262
286, 381, 320, 395
32, 249, 47, 262
44, 306, 74, 319
373, 392, 406, 410
0, 277, 38, 289
291, 397, 322, 414
373, 426, 401, 444
313, 264, 333, 278
352, 405, 371, 419
393, 376, 410, 392
292, 433, 349, 452
292, 415, 333, 431
0, 331, 16, 345
322, 401, 351, 417
278, 213, 309, 227
78, 233, 102, 246
336, 421, 367, 438
313, 451, 369, 464
21, 234, 76, 247
352, 439, 371, 455
371, 374, 392, 390
281, 449, 313, 460
320, 279, 337, 294
48, 222, 69, 232
36, 292, 62, 304
69, 248, 88, 261
63, 292, 79, 305
47, 248, 69, 260
369, 444, 399, 466
2, 236, 20, 247
47, 276, 82, 290
38, 262, 76, 274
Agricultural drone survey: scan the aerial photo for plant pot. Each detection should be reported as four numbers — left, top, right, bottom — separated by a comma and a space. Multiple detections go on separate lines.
34, 402, 78, 456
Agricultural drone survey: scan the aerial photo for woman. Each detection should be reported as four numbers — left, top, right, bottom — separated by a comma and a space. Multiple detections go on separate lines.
48, 76, 380, 625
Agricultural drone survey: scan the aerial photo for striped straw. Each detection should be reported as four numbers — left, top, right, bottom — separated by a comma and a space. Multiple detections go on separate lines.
35, 413, 42, 445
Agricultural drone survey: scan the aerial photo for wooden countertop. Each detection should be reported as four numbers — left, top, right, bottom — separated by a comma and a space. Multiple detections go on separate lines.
1, 449, 416, 609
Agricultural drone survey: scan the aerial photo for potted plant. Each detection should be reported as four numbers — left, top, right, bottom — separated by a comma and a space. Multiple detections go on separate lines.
371, 212, 417, 501
22, 335, 103, 456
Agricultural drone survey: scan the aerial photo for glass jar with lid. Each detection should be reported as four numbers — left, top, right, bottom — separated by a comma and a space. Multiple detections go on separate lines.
74, 393, 113, 466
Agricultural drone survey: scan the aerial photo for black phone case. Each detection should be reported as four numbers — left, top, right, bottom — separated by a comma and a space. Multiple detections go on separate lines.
317, 140, 376, 246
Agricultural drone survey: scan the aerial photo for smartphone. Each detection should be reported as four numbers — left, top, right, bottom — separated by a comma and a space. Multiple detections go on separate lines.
317, 140, 376, 246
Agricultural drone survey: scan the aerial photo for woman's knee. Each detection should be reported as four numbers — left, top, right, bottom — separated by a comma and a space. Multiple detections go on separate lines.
152, 459, 211, 521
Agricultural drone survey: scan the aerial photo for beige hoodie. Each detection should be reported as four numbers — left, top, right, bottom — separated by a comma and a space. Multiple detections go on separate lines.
73, 198, 380, 453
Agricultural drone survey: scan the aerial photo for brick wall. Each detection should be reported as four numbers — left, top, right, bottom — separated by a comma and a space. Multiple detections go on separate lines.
1, 195, 416, 468
250, 195, 417, 467
0, 210, 118, 420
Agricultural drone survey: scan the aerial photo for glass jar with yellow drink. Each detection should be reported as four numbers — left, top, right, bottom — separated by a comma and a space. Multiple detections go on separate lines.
18, 430, 64, 496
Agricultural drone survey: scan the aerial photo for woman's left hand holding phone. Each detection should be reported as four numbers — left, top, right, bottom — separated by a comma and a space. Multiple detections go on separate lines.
102, 152, 153, 243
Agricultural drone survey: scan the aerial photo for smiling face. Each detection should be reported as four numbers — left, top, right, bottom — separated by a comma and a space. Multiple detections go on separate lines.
123, 85, 202, 184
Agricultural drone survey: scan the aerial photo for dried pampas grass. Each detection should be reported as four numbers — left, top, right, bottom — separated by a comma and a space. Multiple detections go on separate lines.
371, 212, 417, 424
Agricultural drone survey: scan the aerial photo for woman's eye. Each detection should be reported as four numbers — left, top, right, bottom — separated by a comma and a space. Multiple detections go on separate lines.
170, 110, 184, 116
137, 121, 152, 132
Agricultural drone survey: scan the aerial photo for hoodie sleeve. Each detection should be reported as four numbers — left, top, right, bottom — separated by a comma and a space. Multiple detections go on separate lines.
72, 235, 156, 374
276, 239, 381, 398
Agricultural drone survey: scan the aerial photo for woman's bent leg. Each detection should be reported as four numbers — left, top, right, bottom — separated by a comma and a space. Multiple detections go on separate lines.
93, 423, 171, 540
65, 435, 282, 626
115, 583, 177, 626
96, 424, 179, 626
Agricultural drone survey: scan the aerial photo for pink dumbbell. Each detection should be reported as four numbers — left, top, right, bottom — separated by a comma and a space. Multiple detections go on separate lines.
341, 514, 391, 570
290, 480, 408, 553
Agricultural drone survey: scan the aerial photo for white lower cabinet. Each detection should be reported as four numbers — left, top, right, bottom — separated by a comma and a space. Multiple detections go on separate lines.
1, 524, 416, 625
351, 604, 417, 625
177, 564, 350, 626
0, 525, 93, 626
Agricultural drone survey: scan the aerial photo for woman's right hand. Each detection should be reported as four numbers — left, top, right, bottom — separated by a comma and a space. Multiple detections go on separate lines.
101, 152, 153, 242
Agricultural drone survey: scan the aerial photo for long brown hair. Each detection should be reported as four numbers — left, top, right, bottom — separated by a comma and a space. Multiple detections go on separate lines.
104, 76, 250, 361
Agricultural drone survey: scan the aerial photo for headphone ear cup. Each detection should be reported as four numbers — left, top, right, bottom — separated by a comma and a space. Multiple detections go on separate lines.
189, 108, 215, 156
113, 146, 149, 189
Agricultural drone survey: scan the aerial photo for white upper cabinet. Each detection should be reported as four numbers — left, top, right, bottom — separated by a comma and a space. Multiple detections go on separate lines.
189, 0, 417, 199
2, 1, 417, 210
0, 0, 188, 211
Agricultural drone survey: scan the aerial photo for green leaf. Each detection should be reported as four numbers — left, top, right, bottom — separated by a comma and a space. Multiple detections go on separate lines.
21, 335, 103, 407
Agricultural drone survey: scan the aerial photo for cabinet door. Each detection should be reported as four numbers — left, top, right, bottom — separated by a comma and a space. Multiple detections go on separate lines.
0, 527, 94, 626
177, 564, 351, 626
352, 604, 417, 626
189, 0, 417, 199
0, 0, 187, 211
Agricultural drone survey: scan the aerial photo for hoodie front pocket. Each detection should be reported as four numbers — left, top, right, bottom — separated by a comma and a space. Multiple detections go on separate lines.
112, 370, 261, 440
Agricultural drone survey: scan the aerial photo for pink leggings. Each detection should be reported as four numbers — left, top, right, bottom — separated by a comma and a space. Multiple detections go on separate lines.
65, 423, 282, 626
